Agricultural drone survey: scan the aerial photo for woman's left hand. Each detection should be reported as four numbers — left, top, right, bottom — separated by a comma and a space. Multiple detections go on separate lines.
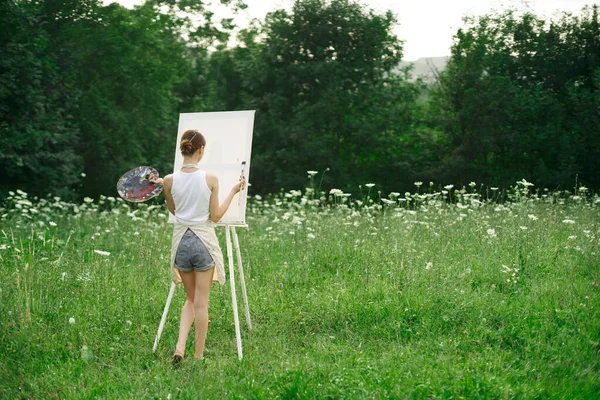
149, 177, 164, 186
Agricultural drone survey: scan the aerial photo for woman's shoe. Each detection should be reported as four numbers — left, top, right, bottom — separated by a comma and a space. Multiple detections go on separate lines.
171, 353, 183, 369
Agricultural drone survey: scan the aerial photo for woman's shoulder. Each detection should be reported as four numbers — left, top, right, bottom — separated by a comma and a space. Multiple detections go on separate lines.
204, 172, 218, 189
163, 174, 174, 187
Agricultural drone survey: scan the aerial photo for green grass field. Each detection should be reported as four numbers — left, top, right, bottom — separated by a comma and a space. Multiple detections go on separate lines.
1, 181, 599, 399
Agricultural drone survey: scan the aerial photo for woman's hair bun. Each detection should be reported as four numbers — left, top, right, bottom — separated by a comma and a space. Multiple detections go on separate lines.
180, 129, 206, 156
180, 139, 194, 155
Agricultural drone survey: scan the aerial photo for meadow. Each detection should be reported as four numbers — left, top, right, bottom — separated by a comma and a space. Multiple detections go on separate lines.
1, 179, 599, 399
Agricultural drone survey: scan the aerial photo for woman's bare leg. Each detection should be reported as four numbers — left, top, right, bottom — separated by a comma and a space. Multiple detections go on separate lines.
175, 270, 196, 356
193, 267, 215, 359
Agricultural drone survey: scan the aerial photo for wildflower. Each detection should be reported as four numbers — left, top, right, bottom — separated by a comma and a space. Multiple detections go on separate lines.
80, 345, 94, 362
49, 221, 57, 227
307, 171, 318, 176
444, 185, 454, 190
469, 181, 476, 187
83, 197, 94, 204
487, 228, 497, 238
94, 250, 111, 256
426, 262, 432, 270
528, 214, 538, 221
568, 235, 576, 240
329, 189, 343, 196
518, 179, 534, 187
126, 320, 132, 326
490, 187, 499, 191
562, 219, 576, 224
520, 226, 528, 230
81, 172, 86, 178
61, 272, 67, 281
0, 245, 7, 250
429, 182, 434, 186
8, 191, 15, 196
69, 317, 75, 325
365, 183, 375, 188
579, 186, 588, 193
414, 182, 423, 187
307, 233, 316, 240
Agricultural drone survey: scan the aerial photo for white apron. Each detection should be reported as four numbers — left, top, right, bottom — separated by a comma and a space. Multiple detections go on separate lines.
170, 220, 225, 285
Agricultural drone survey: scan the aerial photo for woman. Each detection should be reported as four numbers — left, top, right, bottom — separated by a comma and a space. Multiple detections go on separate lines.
153, 129, 244, 367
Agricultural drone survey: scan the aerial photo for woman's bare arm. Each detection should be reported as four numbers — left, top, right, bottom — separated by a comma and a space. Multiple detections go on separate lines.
162, 175, 176, 215
206, 173, 244, 223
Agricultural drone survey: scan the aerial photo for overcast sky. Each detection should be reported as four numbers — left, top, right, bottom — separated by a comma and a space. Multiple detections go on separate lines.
106, 0, 593, 61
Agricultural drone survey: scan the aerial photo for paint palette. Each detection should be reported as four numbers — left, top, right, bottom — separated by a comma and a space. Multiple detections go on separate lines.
116, 166, 163, 202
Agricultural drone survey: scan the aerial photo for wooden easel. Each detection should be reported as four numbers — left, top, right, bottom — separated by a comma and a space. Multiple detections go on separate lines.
152, 224, 252, 360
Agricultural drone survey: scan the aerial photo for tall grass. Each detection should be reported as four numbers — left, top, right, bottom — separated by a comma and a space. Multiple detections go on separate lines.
1, 180, 599, 398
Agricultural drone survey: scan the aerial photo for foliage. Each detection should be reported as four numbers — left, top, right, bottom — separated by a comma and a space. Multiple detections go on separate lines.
429, 5, 600, 189
0, 0, 83, 200
205, 0, 424, 194
2, 1, 600, 200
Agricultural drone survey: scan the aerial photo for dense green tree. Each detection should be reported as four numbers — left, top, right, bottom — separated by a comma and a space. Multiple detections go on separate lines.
206, 0, 423, 194
429, 5, 600, 189
0, 0, 83, 200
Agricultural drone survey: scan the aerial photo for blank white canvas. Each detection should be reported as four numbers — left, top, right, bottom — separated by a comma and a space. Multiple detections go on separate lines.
168, 110, 255, 225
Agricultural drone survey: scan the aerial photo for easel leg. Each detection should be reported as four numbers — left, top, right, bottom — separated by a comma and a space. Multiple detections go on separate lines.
232, 227, 252, 330
226, 225, 243, 360
153, 281, 176, 353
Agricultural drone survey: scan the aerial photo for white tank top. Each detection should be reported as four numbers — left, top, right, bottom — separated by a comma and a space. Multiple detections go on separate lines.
171, 170, 212, 225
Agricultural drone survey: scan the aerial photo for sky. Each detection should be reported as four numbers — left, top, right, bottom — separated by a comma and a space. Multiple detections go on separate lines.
106, 0, 594, 61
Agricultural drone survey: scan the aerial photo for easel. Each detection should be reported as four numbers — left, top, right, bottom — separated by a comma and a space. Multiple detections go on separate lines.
152, 224, 252, 360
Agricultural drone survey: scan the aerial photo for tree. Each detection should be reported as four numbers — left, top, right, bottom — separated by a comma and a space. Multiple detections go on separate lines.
208, 0, 422, 194
0, 0, 83, 200
429, 5, 600, 189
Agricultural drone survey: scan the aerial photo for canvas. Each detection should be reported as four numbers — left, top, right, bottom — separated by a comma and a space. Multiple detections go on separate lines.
168, 110, 255, 225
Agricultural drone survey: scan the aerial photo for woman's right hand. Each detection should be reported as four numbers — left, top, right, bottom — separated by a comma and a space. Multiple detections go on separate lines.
232, 175, 246, 193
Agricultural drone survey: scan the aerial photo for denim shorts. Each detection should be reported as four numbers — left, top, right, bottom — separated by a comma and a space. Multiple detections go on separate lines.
174, 229, 215, 272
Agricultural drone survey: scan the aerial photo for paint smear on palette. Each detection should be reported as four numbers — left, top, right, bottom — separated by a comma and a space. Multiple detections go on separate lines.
117, 166, 163, 202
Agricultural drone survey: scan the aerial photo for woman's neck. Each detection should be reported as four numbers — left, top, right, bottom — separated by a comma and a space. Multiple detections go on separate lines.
182, 156, 200, 165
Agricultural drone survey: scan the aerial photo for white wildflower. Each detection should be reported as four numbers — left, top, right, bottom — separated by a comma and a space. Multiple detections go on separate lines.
518, 179, 534, 187
520, 226, 528, 231
528, 214, 538, 221
426, 262, 433, 270
94, 250, 111, 256
365, 183, 375, 188
81, 172, 86, 178
568, 235, 576, 240
469, 181, 476, 187
83, 197, 94, 204
414, 182, 423, 187
562, 219, 576, 224
307, 233, 316, 240
69, 317, 75, 325
444, 185, 454, 190
307, 171, 318, 176
491, 187, 499, 191
487, 228, 497, 238
49, 221, 57, 227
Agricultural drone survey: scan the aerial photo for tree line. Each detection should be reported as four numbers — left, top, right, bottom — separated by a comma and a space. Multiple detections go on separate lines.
1, 0, 598, 200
